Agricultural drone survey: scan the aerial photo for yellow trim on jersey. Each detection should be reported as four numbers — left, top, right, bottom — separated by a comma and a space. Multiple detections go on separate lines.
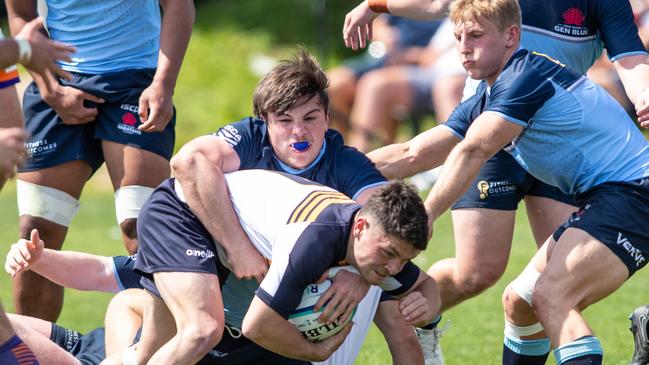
288, 190, 355, 224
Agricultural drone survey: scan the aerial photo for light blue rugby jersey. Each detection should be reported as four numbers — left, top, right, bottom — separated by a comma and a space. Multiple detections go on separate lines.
484, 49, 649, 194
520, 0, 647, 75
44, 0, 160, 74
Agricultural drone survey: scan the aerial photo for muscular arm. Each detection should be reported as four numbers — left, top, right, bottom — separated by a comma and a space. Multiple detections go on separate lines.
138, 0, 194, 131
242, 296, 351, 362
368, 125, 461, 179
170, 135, 268, 281
613, 54, 649, 126
424, 112, 523, 221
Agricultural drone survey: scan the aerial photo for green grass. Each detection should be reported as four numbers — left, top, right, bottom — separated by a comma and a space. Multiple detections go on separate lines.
0, 181, 646, 364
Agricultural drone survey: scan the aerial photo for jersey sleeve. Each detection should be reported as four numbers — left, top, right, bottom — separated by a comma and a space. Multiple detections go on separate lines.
111, 255, 143, 291
485, 60, 555, 128
0, 29, 20, 89
378, 261, 421, 296
334, 145, 387, 200
256, 223, 343, 319
213, 117, 265, 168
596, 0, 647, 61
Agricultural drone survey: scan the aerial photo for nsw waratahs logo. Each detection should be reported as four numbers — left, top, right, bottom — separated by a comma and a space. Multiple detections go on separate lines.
562, 8, 585, 26
118, 112, 142, 135
554, 7, 589, 37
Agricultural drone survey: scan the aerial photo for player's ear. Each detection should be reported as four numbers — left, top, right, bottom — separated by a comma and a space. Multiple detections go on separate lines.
505, 24, 520, 48
353, 215, 369, 238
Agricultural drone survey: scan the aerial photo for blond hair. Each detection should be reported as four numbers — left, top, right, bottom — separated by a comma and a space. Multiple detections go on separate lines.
449, 0, 521, 31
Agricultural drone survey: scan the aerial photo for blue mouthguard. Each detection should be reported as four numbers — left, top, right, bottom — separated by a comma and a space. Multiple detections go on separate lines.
291, 141, 311, 151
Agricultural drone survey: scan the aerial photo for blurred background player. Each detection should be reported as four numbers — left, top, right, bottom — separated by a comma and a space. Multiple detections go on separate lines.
4, 0, 194, 322
346, 18, 466, 152
343, 0, 649, 364
327, 14, 440, 137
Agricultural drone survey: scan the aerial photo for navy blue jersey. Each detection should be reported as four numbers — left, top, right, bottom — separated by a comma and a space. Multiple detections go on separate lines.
214, 118, 387, 200
521, 0, 647, 74
256, 203, 421, 319
445, 49, 649, 194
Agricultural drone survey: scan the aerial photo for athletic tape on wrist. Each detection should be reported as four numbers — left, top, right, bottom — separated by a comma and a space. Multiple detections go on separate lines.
121, 344, 139, 365
14, 37, 31, 64
368, 0, 390, 13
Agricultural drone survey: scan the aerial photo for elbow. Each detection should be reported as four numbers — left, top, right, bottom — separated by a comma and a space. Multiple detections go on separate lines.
455, 140, 492, 163
170, 148, 198, 180
241, 316, 261, 343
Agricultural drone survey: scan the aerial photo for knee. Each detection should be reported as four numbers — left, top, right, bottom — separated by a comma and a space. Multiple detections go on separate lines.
179, 320, 223, 353
502, 285, 533, 322
530, 278, 556, 321
456, 269, 503, 299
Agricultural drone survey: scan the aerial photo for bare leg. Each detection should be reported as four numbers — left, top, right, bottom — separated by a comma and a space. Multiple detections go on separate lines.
14, 161, 91, 321
429, 208, 515, 312
523, 195, 575, 248
348, 67, 415, 152
102, 141, 170, 254
104, 289, 145, 356
431, 74, 465, 122
327, 67, 357, 135
138, 272, 223, 365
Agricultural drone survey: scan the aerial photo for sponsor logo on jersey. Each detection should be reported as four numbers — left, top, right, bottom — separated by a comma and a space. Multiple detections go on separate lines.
25, 139, 58, 157
185, 249, 215, 259
118, 112, 142, 135
617, 233, 646, 267
216, 125, 242, 147
476, 179, 517, 200
554, 7, 589, 36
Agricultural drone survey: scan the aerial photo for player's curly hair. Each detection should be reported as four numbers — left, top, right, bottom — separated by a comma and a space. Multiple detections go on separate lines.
360, 181, 429, 250
253, 47, 330, 119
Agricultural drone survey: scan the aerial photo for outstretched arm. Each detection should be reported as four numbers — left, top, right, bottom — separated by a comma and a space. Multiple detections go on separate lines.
5, 229, 120, 293
424, 112, 522, 221
343, 0, 451, 50
613, 55, 649, 127
368, 125, 461, 179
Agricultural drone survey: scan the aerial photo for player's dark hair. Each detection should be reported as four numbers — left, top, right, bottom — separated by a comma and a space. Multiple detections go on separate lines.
360, 181, 429, 250
253, 47, 330, 119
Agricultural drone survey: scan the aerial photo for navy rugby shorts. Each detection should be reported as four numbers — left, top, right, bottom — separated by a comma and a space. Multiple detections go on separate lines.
134, 178, 230, 297
452, 150, 576, 210
19, 68, 175, 173
50, 324, 105, 365
553, 178, 649, 276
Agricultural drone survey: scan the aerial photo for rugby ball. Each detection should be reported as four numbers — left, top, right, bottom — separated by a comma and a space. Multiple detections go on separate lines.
288, 278, 356, 342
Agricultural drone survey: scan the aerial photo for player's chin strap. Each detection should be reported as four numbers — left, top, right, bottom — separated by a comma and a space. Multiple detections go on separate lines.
122, 344, 139, 365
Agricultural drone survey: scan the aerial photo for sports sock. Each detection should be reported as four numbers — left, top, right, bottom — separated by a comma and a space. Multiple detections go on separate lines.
502, 336, 550, 365
419, 314, 442, 330
554, 336, 603, 365
0, 335, 40, 365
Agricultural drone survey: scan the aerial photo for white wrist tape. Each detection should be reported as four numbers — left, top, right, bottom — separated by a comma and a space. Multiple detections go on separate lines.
14, 37, 32, 64
114, 185, 154, 224
17, 180, 80, 227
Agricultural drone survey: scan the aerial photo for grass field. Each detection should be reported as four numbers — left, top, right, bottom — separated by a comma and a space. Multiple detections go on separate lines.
0, 179, 646, 364
1, 1, 647, 363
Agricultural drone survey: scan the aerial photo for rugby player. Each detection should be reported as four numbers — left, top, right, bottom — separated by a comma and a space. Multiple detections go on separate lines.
134, 171, 440, 364
0, 16, 75, 365
420, 0, 649, 363
343, 1, 649, 363
5, 0, 194, 321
